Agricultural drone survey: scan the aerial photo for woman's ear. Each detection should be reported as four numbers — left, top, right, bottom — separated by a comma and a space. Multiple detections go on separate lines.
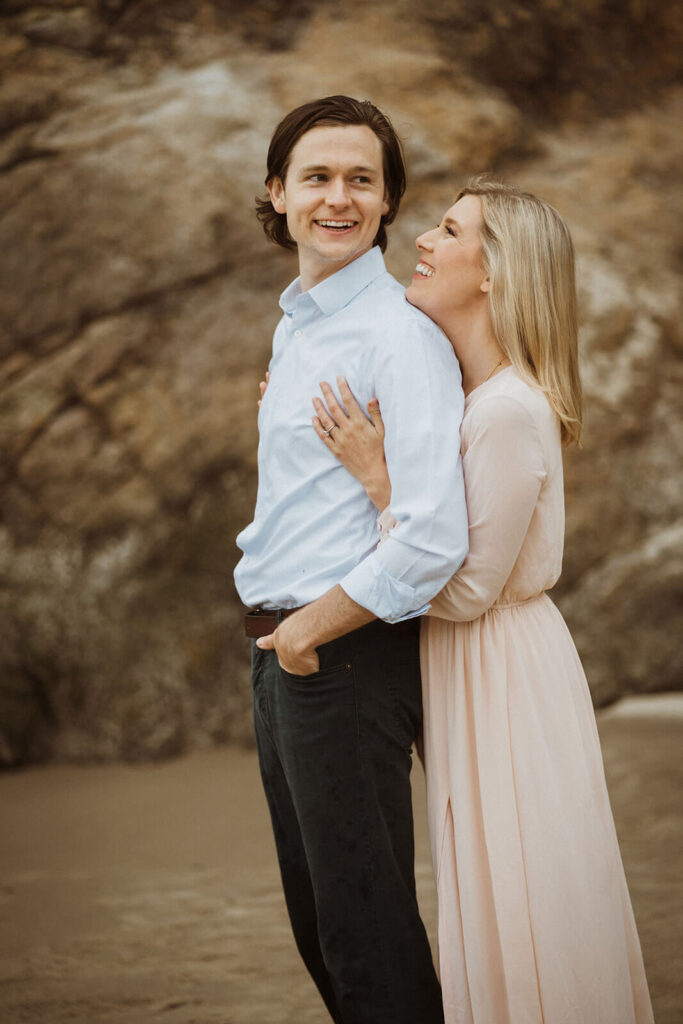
268, 177, 286, 214
480, 276, 491, 294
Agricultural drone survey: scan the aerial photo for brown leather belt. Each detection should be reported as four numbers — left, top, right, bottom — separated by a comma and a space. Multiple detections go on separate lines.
244, 608, 300, 638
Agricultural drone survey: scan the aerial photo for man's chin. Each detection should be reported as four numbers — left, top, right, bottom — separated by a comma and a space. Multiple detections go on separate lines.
317, 242, 372, 267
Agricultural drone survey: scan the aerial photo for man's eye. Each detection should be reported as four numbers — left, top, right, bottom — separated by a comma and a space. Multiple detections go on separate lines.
309, 174, 326, 182
353, 176, 371, 184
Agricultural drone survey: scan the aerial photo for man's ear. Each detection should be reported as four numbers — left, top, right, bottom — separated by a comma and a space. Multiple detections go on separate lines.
268, 177, 286, 214
381, 189, 390, 218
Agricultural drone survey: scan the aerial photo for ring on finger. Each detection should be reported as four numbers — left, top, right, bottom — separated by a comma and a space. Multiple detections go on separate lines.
323, 423, 338, 436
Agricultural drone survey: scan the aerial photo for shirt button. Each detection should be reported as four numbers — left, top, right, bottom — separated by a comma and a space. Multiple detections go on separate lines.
294, 329, 302, 337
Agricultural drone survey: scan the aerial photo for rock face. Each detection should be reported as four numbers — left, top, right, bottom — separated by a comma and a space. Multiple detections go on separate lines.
1, 2, 681, 763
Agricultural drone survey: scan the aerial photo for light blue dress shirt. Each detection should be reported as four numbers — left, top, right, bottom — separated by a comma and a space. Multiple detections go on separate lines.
234, 246, 468, 623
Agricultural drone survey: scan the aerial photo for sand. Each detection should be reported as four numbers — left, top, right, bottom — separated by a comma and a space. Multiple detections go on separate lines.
1, 694, 681, 1024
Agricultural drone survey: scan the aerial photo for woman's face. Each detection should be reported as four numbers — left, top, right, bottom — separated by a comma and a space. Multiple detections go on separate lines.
405, 194, 490, 329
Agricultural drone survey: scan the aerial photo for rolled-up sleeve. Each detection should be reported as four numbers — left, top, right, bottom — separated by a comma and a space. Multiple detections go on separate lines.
340, 314, 468, 622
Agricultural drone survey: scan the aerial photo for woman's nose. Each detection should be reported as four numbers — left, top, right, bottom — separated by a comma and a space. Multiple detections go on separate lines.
415, 229, 435, 251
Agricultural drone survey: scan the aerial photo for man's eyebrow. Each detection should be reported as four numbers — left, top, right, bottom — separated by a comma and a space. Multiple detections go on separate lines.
297, 164, 380, 175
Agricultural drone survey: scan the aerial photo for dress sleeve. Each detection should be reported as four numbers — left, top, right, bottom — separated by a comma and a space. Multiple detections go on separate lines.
428, 395, 547, 622
377, 506, 398, 543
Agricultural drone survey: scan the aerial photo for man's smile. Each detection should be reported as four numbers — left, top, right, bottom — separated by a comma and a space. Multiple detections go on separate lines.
315, 219, 358, 233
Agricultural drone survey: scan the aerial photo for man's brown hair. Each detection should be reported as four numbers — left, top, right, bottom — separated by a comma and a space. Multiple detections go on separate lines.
256, 95, 406, 253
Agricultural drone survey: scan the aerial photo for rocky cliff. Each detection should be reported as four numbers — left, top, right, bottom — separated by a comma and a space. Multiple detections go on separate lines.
1, 1, 681, 763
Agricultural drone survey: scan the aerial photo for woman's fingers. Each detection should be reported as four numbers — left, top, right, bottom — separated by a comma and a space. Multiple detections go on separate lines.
367, 398, 385, 441
312, 415, 337, 451
315, 376, 364, 432
319, 380, 348, 424
312, 382, 384, 452
312, 396, 339, 436
257, 370, 270, 408
336, 376, 363, 420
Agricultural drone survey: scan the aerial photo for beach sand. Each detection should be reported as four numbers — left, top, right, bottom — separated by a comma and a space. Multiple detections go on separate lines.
1, 694, 681, 1024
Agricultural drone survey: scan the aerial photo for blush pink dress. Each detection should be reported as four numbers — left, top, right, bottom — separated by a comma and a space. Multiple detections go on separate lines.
414, 368, 652, 1023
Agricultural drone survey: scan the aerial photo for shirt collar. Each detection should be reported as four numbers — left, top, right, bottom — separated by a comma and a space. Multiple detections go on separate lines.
279, 246, 387, 317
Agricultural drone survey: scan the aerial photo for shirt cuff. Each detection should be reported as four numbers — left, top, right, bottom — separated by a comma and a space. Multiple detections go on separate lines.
340, 554, 430, 624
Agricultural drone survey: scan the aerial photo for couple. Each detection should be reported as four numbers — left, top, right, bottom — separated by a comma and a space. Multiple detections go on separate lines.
234, 95, 653, 1024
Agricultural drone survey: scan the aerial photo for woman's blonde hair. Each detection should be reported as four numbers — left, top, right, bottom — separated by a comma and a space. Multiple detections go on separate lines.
457, 178, 582, 446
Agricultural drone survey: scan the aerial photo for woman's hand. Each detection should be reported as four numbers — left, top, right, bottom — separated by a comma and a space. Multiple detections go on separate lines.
312, 376, 391, 511
257, 370, 270, 407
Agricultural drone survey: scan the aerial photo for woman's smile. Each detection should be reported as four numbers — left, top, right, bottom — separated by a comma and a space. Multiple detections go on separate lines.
413, 260, 435, 279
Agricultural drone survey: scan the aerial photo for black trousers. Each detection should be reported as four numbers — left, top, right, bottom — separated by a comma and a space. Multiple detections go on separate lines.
252, 617, 444, 1024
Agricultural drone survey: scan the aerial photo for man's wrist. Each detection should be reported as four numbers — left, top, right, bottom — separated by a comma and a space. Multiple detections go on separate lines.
283, 585, 375, 652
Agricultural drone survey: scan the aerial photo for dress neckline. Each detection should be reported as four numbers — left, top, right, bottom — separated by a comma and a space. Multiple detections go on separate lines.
465, 364, 515, 405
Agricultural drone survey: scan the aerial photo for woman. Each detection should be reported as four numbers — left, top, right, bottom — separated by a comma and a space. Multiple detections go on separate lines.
308, 180, 654, 1023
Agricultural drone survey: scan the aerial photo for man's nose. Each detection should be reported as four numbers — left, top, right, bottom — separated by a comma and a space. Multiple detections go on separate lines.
325, 177, 351, 206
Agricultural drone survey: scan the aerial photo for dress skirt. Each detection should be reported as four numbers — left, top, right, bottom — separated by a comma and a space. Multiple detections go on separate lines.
420, 595, 654, 1024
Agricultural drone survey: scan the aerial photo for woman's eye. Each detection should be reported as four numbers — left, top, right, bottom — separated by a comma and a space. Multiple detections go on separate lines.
445, 225, 456, 237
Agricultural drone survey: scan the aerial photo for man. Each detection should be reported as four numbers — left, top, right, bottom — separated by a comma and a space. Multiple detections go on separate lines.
234, 95, 468, 1024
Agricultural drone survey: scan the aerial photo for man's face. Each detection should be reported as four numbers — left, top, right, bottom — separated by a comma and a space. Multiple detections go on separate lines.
268, 124, 390, 290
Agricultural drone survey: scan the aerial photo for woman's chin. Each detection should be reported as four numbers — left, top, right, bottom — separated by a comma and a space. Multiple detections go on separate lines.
405, 282, 425, 311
